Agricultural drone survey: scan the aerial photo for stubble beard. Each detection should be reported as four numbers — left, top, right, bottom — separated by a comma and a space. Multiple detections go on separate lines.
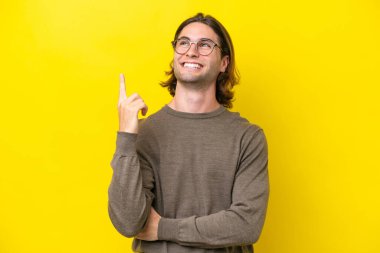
173, 65, 217, 91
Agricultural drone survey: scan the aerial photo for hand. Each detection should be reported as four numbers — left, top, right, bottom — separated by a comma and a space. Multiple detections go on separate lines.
135, 207, 161, 241
118, 73, 148, 133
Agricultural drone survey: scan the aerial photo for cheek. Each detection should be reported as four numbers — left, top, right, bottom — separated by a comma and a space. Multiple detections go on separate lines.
217, 59, 227, 72
173, 56, 182, 67
211, 59, 222, 72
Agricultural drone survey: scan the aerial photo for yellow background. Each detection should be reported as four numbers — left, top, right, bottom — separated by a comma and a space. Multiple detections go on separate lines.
1, 0, 379, 252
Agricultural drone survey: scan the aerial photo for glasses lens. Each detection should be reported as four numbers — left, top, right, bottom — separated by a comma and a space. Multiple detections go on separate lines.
197, 40, 214, 56
174, 38, 216, 56
175, 38, 190, 54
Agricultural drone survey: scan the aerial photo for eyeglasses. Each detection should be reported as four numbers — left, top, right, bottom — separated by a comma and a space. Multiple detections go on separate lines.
171, 37, 221, 56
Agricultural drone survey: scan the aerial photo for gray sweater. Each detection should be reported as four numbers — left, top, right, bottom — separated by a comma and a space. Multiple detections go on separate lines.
108, 105, 269, 253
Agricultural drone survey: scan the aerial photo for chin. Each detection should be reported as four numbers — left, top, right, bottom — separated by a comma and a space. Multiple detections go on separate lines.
177, 74, 204, 84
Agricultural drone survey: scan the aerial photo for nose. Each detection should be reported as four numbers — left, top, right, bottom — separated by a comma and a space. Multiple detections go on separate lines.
186, 42, 199, 57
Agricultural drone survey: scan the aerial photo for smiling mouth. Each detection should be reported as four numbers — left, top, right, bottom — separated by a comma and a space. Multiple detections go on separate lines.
182, 62, 203, 69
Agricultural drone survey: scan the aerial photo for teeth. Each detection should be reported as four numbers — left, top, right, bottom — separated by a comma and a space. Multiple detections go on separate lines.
184, 63, 201, 69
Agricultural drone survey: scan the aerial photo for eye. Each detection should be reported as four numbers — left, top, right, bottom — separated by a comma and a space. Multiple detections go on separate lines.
178, 39, 190, 47
199, 41, 212, 48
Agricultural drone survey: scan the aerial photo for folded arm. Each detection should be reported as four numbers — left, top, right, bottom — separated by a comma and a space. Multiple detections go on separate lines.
157, 128, 269, 248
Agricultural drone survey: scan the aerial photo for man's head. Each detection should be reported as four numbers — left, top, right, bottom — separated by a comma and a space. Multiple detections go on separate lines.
161, 13, 239, 108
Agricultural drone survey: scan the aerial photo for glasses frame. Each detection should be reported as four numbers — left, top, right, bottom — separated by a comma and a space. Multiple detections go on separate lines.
171, 38, 222, 56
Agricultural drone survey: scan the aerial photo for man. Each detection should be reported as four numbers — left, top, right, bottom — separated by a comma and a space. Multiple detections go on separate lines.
108, 13, 269, 253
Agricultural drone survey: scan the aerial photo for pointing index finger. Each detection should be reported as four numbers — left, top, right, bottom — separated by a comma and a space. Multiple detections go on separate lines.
119, 73, 127, 104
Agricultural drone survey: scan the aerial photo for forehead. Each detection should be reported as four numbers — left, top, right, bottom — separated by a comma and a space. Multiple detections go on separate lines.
178, 22, 219, 42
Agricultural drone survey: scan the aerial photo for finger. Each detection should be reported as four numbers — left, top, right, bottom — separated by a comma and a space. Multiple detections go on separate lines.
118, 73, 127, 104
125, 93, 141, 103
132, 100, 148, 116
141, 104, 148, 116
135, 231, 145, 240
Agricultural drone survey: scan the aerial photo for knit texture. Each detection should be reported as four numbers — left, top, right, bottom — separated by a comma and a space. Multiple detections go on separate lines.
108, 105, 269, 252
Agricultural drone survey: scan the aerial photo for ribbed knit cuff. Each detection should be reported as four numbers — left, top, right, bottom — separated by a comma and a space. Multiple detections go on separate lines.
115, 131, 138, 155
157, 217, 180, 241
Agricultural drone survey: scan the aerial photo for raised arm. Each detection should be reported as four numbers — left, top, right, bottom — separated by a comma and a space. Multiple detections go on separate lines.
108, 74, 154, 237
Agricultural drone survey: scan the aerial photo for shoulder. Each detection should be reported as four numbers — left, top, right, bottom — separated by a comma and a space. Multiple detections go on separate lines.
136, 107, 167, 142
221, 110, 268, 151
137, 107, 165, 132
223, 109, 263, 134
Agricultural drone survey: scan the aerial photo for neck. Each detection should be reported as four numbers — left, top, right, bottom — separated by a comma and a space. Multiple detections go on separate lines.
168, 82, 221, 113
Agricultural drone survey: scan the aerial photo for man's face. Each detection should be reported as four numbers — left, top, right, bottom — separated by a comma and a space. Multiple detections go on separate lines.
173, 22, 229, 89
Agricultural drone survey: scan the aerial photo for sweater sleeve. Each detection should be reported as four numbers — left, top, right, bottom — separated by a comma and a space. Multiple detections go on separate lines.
157, 127, 269, 248
108, 131, 155, 238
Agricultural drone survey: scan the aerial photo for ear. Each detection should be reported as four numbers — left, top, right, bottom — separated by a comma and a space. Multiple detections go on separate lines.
220, 55, 229, 73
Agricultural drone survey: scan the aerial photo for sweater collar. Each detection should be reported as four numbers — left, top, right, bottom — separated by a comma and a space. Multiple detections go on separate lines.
163, 104, 226, 119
